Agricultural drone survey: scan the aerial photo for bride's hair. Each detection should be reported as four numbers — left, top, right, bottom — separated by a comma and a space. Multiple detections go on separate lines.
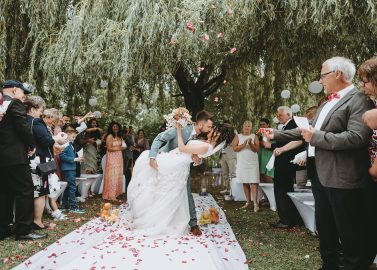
211, 124, 236, 147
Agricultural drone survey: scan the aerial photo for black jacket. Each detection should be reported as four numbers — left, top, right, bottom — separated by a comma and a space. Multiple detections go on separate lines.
271, 119, 304, 174
0, 95, 35, 166
27, 116, 55, 159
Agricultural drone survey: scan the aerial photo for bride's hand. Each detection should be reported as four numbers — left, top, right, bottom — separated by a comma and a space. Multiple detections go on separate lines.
175, 122, 182, 131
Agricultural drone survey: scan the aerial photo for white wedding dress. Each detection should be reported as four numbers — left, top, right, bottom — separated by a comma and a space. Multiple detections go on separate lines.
127, 140, 213, 237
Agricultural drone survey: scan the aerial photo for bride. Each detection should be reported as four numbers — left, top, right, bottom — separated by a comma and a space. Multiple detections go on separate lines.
126, 122, 234, 237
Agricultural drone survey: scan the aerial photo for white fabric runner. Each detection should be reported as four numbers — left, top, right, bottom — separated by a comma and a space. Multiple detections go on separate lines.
15, 194, 248, 270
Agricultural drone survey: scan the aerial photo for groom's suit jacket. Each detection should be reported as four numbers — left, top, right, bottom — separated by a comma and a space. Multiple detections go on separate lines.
149, 125, 194, 158
274, 88, 373, 189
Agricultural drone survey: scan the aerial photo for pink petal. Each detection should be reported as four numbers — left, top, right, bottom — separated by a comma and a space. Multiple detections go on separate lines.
217, 32, 224, 38
230, 48, 237, 54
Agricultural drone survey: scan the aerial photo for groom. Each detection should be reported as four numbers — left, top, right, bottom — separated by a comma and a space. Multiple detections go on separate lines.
149, 110, 214, 236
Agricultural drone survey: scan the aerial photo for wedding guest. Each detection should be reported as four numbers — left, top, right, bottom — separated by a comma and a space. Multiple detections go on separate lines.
233, 120, 260, 212
358, 56, 377, 266
84, 118, 103, 174
62, 115, 71, 125
294, 107, 318, 189
133, 129, 150, 161
26, 101, 53, 229
60, 125, 85, 213
42, 108, 67, 220
103, 121, 124, 202
257, 118, 274, 183
122, 125, 135, 188
264, 106, 303, 228
270, 57, 373, 269
0, 80, 47, 240
219, 120, 237, 194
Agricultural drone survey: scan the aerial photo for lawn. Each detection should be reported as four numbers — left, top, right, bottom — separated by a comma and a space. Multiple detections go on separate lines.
0, 176, 322, 270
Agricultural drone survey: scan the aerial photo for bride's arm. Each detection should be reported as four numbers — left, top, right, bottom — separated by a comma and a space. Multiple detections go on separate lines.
176, 124, 209, 155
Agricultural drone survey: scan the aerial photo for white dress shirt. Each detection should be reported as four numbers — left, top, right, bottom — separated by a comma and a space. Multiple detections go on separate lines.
308, 84, 354, 157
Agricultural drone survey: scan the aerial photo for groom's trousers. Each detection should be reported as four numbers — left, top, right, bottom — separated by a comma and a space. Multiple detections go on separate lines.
186, 175, 197, 227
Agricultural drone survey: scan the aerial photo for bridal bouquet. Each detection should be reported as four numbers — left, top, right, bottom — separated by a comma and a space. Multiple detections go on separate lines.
164, 107, 192, 129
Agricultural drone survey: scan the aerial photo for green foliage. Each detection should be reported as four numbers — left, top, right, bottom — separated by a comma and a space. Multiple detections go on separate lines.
1, 0, 377, 126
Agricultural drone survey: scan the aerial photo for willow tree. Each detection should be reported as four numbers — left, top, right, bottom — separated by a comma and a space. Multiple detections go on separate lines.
2, 0, 377, 122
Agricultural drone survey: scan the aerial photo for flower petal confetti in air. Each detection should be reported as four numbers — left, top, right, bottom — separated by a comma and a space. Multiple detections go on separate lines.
223, 80, 227, 84
227, 8, 234, 15
217, 32, 224, 38
197, 67, 205, 72
200, 34, 209, 42
230, 47, 237, 54
186, 22, 195, 32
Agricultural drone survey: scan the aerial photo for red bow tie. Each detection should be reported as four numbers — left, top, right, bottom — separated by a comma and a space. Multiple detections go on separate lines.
327, 93, 340, 101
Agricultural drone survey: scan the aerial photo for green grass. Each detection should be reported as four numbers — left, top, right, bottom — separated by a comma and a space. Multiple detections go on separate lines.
0, 180, 322, 270
213, 190, 322, 270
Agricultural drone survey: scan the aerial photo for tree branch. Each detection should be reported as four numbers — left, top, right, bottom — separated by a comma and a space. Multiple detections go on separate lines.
202, 71, 226, 97
173, 63, 192, 96
171, 93, 184, 97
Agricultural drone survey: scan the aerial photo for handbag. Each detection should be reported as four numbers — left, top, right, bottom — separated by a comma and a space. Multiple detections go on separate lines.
31, 119, 57, 176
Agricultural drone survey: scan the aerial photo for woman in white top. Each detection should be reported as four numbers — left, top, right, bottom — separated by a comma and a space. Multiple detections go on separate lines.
233, 120, 260, 212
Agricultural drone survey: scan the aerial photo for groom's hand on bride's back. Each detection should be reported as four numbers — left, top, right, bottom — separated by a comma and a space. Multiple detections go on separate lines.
192, 154, 201, 165
149, 158, 158, 169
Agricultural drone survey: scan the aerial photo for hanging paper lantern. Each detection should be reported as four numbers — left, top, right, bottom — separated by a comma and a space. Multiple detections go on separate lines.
89, 96, 97, 106
100, 80, 108, 89
93, 111, 102, 118
291, 104, 301, 113
308, 81, 323, 94
59, 101, 67, 109
281, 89, 290, 99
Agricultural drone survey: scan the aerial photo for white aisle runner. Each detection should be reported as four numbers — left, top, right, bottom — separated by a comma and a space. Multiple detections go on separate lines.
15, 194, 248, 270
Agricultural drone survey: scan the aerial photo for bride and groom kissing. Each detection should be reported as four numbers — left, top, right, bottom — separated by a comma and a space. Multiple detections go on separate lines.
126, 109, 234, 237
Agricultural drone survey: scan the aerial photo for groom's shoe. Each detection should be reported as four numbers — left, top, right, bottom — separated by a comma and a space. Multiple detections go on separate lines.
190, 225, 202, 236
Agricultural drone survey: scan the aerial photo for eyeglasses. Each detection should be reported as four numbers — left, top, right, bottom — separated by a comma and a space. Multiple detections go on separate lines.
360, 80, 370, 86
319, 71, 334, 80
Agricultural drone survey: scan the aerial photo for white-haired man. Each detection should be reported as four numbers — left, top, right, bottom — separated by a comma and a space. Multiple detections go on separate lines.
268, 57, 374, 269
265, 106, 304, 228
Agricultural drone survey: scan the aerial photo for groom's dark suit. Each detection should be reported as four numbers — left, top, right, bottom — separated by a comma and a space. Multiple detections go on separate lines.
274, 89, 374, 269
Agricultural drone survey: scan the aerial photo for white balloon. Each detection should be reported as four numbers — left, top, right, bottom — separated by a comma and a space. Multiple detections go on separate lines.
93, 111, 101, 118
281, 89, 291, 99
89, 96, 97, 106
308, 81, 323, 94
100, 80, 108, 88
273, 117, 279, 124
291, 104, 300, 113
59, 101, 67, 108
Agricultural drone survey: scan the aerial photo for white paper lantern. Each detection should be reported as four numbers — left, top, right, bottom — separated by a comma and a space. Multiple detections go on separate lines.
100, 80, 108, 89
89, 96, 97, 106
59, 101, 67, 108
273, 117, 279, 124
93, 111, 101, 118
308, 81, 323, 94
281, 89, 291, 99
291, 104, 301, 113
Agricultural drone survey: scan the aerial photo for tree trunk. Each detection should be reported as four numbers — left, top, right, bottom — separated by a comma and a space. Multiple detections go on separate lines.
173, 63, 225, 120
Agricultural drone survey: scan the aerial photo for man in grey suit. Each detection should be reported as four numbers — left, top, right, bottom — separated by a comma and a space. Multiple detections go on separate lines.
149, 110, 214, 236
267, 57, 374, 270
